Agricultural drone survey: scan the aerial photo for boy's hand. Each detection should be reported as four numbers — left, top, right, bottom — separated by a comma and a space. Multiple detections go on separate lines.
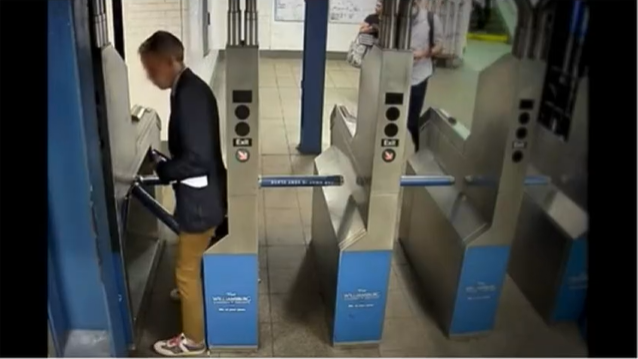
413, 49, 430, 60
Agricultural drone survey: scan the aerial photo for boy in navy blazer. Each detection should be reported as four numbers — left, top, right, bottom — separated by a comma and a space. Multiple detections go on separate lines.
138, 30, 227, 357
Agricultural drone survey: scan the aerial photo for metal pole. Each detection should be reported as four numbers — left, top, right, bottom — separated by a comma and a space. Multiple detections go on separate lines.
400, 175, 456, 187
512, 0, 534, 58
298, 0, 329, 154
380, 0, 398, 49
136, 175, 165, 186
111, 0, 125, 58
244, 0, 258, 46
523, 175, 551, 186
259, 175, 343, 188
464, 175, 551, 187
130, 183, 180, 234
395, 0, 412, 50
227, 0, 242, 46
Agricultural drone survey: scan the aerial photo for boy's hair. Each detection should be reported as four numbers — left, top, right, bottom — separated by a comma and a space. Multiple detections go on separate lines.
138, 30, 184, 62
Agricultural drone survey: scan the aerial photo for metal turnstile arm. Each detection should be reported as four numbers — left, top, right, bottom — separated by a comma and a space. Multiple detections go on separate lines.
130, 183, 180, 234
400, 175, 456, 187
136, 175, 165, 186
464, 175, 551, 187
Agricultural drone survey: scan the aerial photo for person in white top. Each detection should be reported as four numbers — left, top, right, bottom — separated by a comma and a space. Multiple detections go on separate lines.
407, 0, 444, 151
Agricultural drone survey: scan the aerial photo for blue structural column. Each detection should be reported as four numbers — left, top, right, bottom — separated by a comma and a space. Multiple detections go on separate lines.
48, 0, 129, 356
298, 0, 329, 154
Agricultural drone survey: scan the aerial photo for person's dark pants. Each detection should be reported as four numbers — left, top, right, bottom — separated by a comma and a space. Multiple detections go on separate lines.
209, 215, 228, 247
476, 0, 492, 30
407, 78, 429, 152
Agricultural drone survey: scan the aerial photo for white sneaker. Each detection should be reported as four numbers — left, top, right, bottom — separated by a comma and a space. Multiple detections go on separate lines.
153, 333, 206, 357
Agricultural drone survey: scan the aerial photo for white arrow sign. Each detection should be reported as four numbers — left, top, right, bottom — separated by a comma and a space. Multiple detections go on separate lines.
236, 150, 249, 162
383, 151, 394, 161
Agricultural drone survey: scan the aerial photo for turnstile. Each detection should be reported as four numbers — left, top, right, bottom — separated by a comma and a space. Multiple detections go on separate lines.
202, 0, 261, 350
508, 1, 588, 323
398, 2, 551, 337
311, 0, 415, 346
99, 41, 163, 347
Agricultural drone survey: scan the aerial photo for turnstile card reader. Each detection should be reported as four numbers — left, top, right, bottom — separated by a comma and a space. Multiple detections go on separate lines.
312, 44, 413, 346
203, 0, 260, 350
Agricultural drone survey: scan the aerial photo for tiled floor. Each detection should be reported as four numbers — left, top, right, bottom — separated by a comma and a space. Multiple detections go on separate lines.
135, 47, 587, 357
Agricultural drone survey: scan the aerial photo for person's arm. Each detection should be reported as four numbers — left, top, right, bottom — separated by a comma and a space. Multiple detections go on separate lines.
360, 14, 377, 33
360, 21, 372, 33
414, 13, 445, 60
156, 85, 212, 182
429, 13, 444, 57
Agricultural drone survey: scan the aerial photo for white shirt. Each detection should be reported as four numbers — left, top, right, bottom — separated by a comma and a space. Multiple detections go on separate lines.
410, 9, 444, 85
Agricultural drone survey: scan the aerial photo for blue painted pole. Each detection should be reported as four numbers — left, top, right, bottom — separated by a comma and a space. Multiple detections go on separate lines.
48, 0, 128, 356
298, 0, 329, 154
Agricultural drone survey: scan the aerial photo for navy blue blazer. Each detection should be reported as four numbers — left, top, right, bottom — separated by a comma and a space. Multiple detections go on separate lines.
156, 69, 227, 233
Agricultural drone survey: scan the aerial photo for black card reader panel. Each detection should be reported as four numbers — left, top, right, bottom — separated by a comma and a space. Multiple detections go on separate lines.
232, 90, 253, 104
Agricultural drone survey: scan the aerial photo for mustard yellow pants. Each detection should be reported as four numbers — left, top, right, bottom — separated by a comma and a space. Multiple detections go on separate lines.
176, 228, 215, 343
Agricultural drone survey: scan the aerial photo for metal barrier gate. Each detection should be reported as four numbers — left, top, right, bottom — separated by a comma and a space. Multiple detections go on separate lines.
311, 0, 428, 346
121, 0, 585, 351
397, 0, 568, 337
508, 0, 588, 324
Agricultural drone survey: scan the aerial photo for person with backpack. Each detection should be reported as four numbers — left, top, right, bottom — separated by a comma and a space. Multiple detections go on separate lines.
407, 0, 443, 152
347, 1, 383, 68
360, 1, 382, 38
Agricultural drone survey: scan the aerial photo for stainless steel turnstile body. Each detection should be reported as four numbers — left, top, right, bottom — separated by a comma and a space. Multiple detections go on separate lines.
312, 45, 413, 346
508, 78, 588, 323
202, 0, 261, 350
399, 54, 545, 337
101, 43, 163, 341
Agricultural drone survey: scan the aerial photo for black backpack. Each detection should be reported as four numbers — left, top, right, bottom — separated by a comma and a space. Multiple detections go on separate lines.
427, 10, 436, 71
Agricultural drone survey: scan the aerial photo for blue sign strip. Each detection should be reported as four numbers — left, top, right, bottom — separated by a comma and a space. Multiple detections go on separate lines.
259, 175, 343, 187
450, 246, 510, 335
333, 250, 392, 344
203, 254, 259, 348
552, 237, 588, 322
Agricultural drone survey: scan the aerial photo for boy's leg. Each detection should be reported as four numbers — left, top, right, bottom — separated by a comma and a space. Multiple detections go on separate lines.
154, 228, 214, 356
177, 229, 215, 343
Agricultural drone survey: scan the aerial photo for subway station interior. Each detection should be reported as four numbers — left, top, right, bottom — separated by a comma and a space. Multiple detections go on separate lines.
48, 0, 589, 357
